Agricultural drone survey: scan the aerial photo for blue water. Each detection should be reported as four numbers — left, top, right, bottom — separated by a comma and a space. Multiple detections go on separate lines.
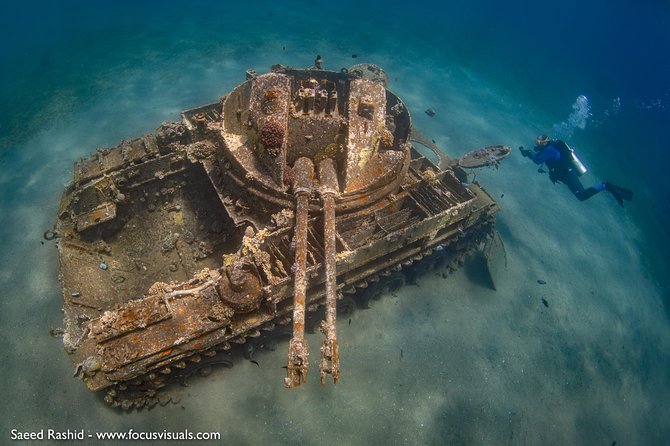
1, 1, 669, 444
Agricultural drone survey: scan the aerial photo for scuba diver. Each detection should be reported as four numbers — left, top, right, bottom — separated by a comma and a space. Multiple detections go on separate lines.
519, 135, 633, 206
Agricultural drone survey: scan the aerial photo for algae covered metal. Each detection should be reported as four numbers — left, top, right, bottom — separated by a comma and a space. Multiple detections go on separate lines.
54, 61, 505, 409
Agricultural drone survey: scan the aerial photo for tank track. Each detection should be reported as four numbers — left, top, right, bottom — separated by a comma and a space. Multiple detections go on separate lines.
103, 222, 493, 410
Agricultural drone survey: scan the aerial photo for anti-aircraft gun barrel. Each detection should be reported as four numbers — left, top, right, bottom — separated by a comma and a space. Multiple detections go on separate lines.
318, 158, 340, 385
285, 157, 314, 388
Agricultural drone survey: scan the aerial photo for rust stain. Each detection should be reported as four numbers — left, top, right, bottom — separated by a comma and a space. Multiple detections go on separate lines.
91, 209, 107, 223
158, 349, 173, 358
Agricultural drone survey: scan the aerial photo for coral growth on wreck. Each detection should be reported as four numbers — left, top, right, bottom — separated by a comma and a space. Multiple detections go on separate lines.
259, 120, 284, 156
379, 128, 394, 148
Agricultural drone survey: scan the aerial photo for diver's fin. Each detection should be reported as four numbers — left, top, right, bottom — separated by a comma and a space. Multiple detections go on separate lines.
604, 182, 633, 207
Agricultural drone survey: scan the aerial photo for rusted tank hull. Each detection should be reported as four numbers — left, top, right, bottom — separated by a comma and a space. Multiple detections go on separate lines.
55, 64, 500, 408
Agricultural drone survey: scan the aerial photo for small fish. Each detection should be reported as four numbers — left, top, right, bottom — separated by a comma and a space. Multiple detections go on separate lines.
541, 298, 549, 308
348, 318, 351, 325
400, 348, 404, 360
537, 168, 547, 173
425, 108, 436, 117
251, 360, 260, 367
500, 193, 505, 198
351, 54, 358, 58
537, 279, 547, 285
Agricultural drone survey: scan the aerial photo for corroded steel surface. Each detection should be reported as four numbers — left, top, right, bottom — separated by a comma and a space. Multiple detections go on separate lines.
318, 158, 340, 385
53, 61, 506, 409
285, 157, 314, 387
458, 145, 511, 169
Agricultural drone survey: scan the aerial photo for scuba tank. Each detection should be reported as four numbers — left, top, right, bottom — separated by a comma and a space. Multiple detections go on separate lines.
554, 140, 588, 176
565, 145, 588, 176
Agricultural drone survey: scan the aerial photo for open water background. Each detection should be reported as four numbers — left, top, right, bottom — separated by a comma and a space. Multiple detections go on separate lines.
1, 1, 669, 444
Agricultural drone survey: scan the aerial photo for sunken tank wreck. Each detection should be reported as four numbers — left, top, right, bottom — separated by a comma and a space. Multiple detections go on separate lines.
54, 61, 508, 409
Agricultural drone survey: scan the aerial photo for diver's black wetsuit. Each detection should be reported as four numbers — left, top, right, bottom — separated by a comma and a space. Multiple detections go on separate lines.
528, 140, 604, 201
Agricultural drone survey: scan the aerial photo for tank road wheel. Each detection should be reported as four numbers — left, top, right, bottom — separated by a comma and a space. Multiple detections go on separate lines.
356, 271, 405, 309
336, 295, 356, 318
423, 248, 455, 274
404, 253, 436, 285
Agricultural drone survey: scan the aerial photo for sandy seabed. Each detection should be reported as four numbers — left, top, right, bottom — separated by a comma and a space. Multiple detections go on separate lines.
0, 10, 668, 445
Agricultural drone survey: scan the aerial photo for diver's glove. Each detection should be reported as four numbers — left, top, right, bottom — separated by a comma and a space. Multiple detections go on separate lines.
519, 146, 532, 158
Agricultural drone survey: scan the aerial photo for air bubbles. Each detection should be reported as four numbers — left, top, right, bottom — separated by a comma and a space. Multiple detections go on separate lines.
552, 95, 592, 139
